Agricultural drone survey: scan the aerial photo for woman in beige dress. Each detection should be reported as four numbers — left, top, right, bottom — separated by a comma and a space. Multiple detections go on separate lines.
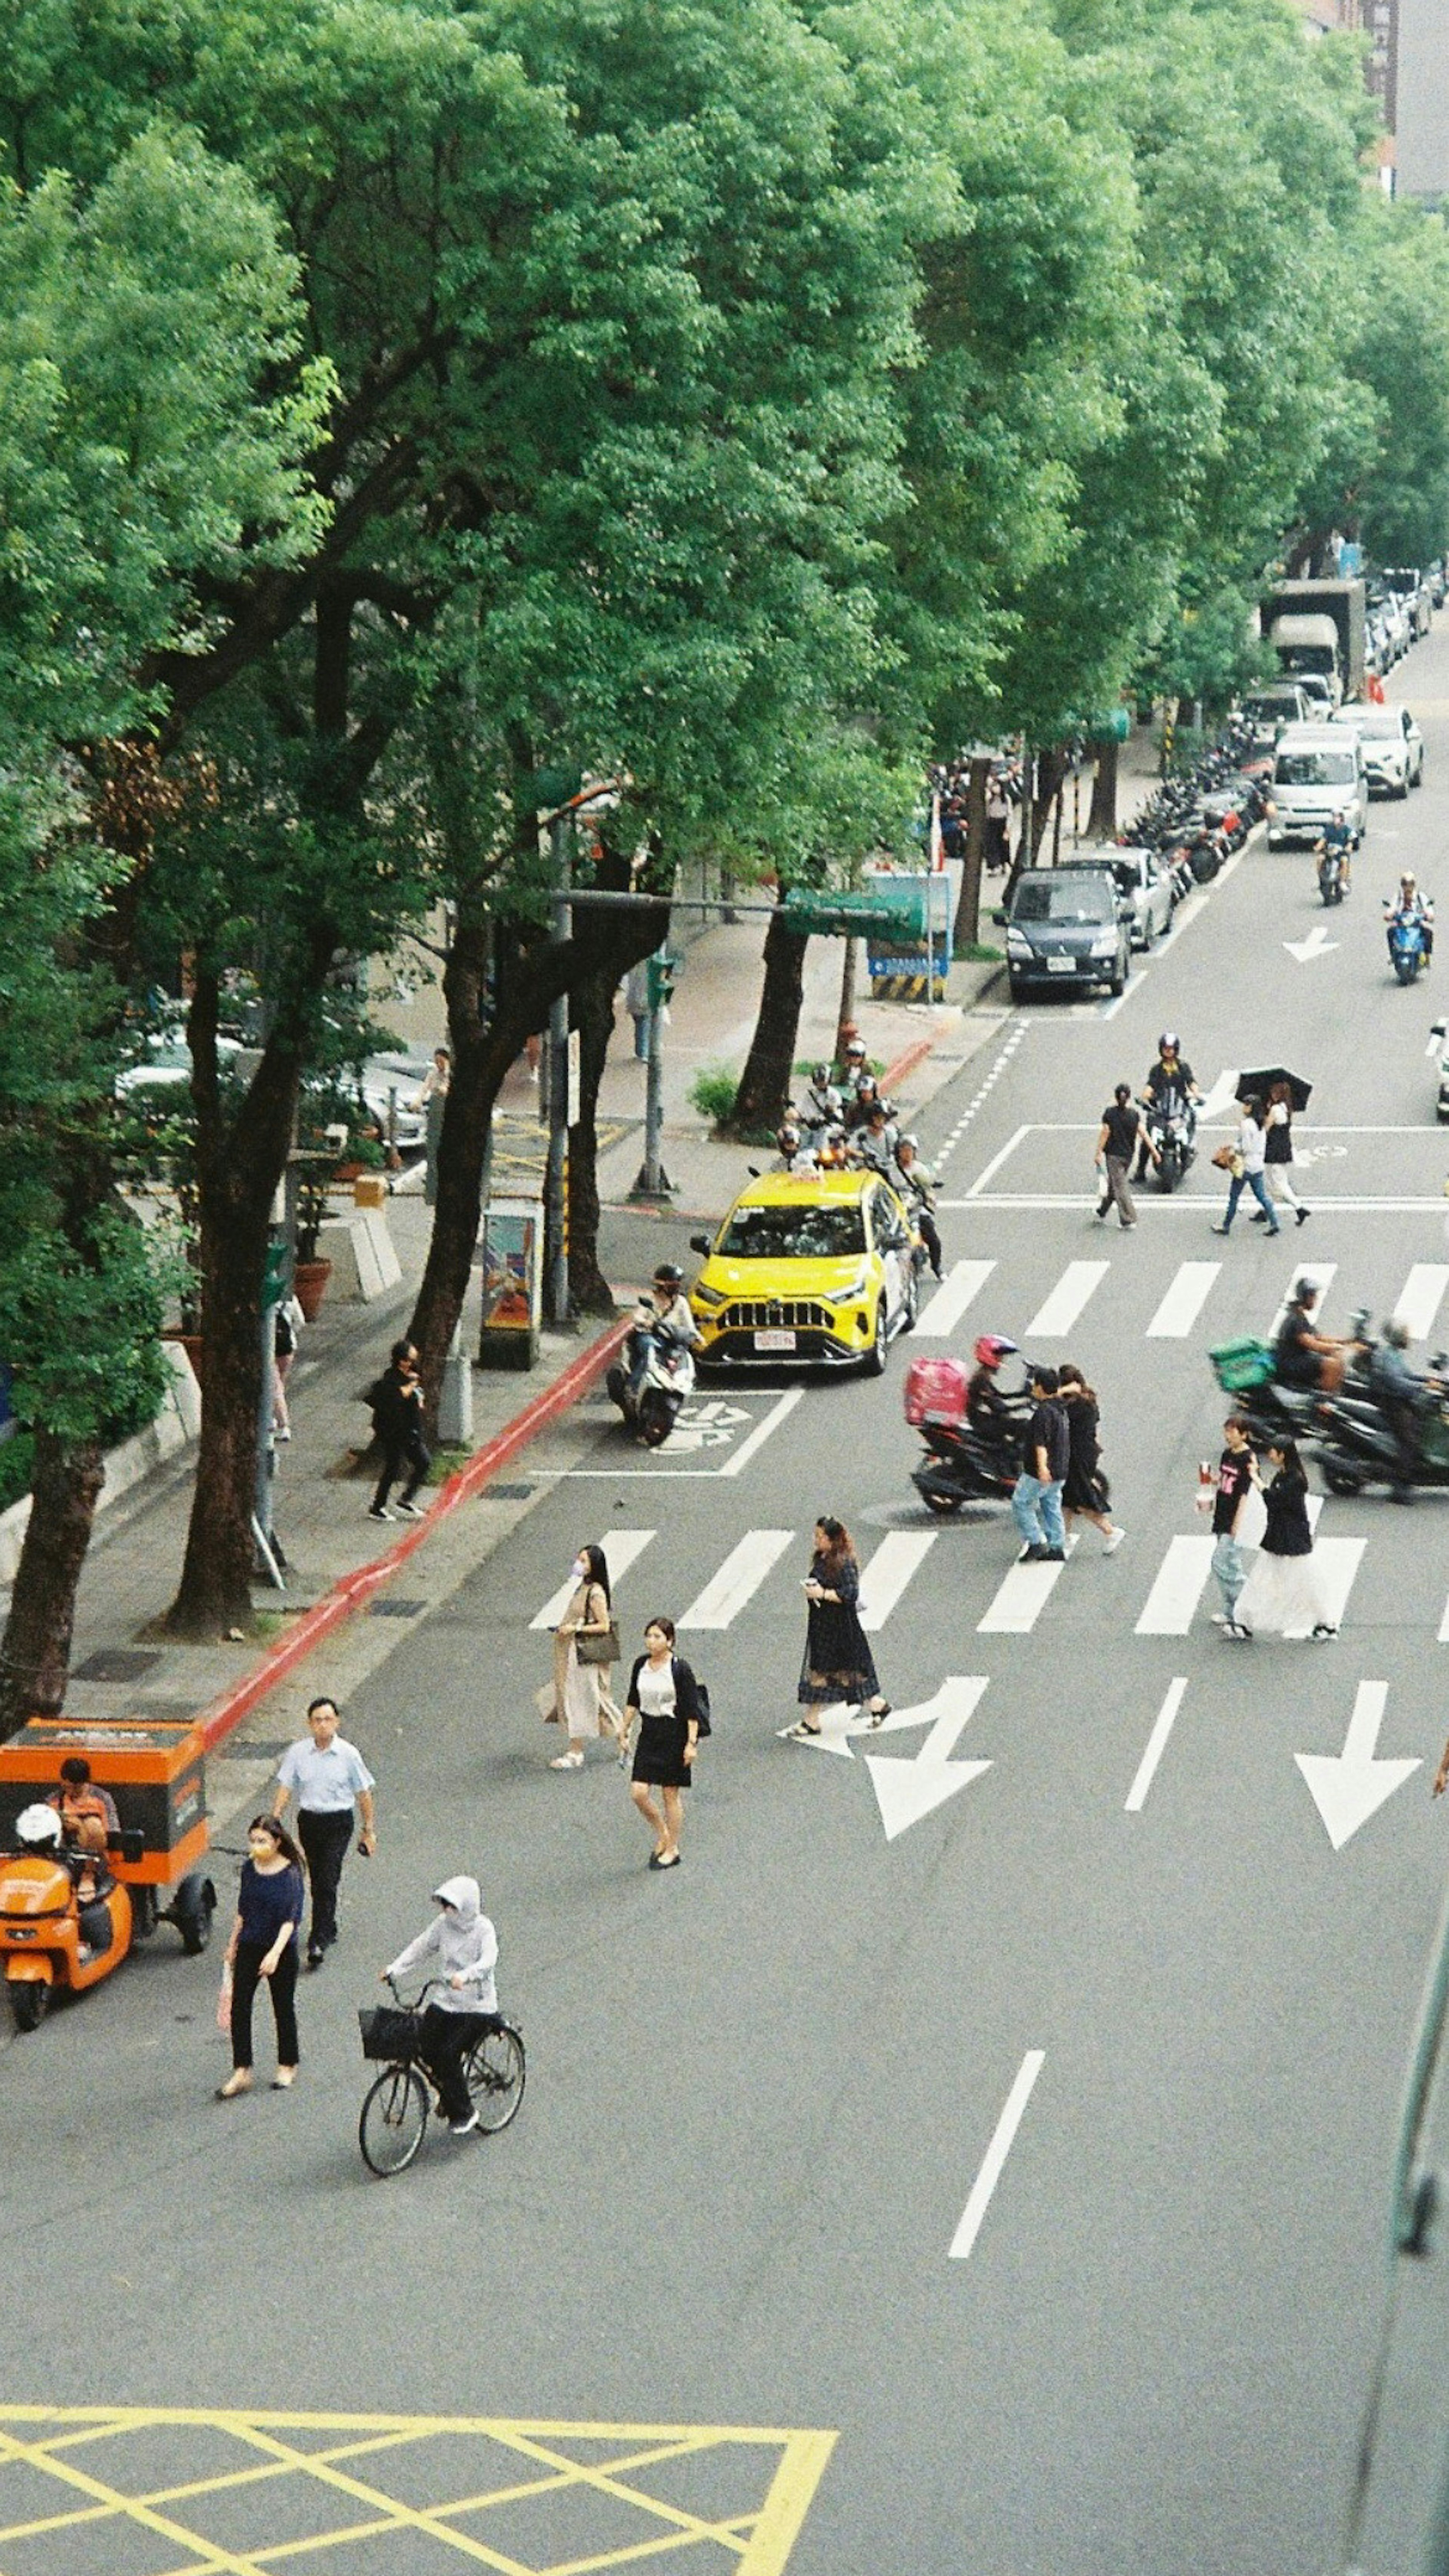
548, 1543, 623, 1770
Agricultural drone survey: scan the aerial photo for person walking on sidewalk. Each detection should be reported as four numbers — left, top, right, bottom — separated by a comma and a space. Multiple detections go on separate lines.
369, 1341, 431, 1522
1252, 1081, 1309, 1229
1057, 1366, 1125, 1553
790, 1518, 891, 1736
217, 1817, 305, 2099
621, 1618, 704, 1869
271, 1696, 377, 1970
1204, 1416, 1256, 1635
1095, 1084, 1155, 1227
411, 1046, 451, 1206
380, 1877, 499, 2136
545, 1543, 623, 1771
1231, 1439, 1338, 1641
272, 1291, 305, 1440
1211, 1098, 1281, 1237
1012, 1367, 1069, 1563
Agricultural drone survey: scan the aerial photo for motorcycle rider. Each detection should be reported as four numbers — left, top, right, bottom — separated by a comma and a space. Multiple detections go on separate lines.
798, 1063, 842, 1135
1315, 808, 1353, 895
852, 1102, 900, 1175
846, 1072, 895, 1135
1386, 870, 1434, 966
772, 1121, 815, 1175
1368, 1320, 1438, 1497
1275, 1280, 1347, 1394
891, 1135, 943, 1280
1135, 1033, 1200, 1181
966, 1334, 1021, 1446
626, 1263, 700, 1410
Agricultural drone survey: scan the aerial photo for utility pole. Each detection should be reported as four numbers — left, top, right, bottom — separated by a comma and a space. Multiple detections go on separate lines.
544, 812, 572, 1326
632, 946, 676, 1199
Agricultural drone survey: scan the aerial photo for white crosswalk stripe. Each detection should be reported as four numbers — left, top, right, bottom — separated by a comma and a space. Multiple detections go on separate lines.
1146, 1262, 1221, 1339
1283, 1538, 1364, 1638
1392, 1264, 1449, 1342
1135, 1536, 1216, 1635
678, 1529, 795, 1629
1271, 1262, 1336, 1336
1437, 1592, 1449, 1644
859, 1533, 937, 1632
530, 1530, 657, 1629
978, 1559, 1064, 1633
917, 1260, 996, 1340
1024, 1261, 1109, 1339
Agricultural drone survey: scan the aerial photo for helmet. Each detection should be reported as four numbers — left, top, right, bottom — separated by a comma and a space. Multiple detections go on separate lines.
15, 1804, 62, 1851
897, 1132, 919, 1152
1158, 1032, 1179, 1054
652, 1263, 684, 1290
855, 1073, 875, 1096
974, 1333, 1018, 1368
844, 1037, 866, 1059
1386, 1318, 1411, 1349
811, 1062, 831, 1086
778, 1124, 800, 1149
1402, 871, 1417, 888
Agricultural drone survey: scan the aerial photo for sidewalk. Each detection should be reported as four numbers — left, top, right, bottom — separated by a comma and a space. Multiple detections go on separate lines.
0, 911, 1009, 1790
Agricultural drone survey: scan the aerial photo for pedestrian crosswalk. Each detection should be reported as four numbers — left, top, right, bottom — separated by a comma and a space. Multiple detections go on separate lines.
914, 1260, 996, 1340
525, 1508, 1386, 1644
1024, 1261, 1109, 1338
914, 1249, 1447, 1353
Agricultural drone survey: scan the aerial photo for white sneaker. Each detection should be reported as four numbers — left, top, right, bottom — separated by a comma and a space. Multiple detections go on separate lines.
367, 1505, 394, 1523
450, 2112, 480, 2136
1103, 1528, 1125, 1556
549, 1750, 585, 1770
394, 1499, 425, 1519
1210, 1611, 1231, 1627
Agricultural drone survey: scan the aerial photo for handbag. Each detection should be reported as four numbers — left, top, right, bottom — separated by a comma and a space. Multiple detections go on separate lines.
576, 1618, 621, 1667
1211, 1143, 1243, 1177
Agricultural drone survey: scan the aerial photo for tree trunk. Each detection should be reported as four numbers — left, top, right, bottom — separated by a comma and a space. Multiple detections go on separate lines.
568, 963, 624, 1316
835, 935, 858, 1061
731, 908, 808, 1137
953, 755, 990, 951
166, 970, 309, 1638
1088, 737, 1119, 838
1032, 746, 1069, 861
408, 898, 496, 1429
0, 1433, 105, 1737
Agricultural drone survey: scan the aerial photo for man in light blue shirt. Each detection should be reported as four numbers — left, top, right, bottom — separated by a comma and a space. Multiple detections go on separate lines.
271, 1697, 377, 1970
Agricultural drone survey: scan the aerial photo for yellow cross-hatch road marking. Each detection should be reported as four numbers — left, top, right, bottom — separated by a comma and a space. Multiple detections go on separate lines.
0, 2408, 835, 2575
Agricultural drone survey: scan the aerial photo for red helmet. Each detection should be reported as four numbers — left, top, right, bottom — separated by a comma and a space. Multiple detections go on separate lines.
974, 1334, 1017, 1368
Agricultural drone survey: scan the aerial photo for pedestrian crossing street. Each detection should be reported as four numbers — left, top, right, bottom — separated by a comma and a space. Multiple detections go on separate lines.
914, 1255, 1449, 1346
525, 1507, 1424, 1646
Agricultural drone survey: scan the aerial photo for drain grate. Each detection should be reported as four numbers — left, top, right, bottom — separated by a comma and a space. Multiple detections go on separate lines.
486, 1483, 535, 1500
71, 1649, 163, 1684
370, 1597, 428, 1619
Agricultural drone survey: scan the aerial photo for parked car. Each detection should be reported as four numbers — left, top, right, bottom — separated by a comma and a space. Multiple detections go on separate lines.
1238, 682, 1315, 754
998, 866, 1132, 1001
115, 1031, 249, 1098
1266, 723, 1369, 848
1383, 567, 1433, 640
1332, 701, 1424, 796
688, 1167, 923, 1372
1428, 558, 1446, 610
1098, 845, 1175, 949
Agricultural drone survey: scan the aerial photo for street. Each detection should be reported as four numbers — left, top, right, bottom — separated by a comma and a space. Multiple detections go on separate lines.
9, 652, 1449, 2575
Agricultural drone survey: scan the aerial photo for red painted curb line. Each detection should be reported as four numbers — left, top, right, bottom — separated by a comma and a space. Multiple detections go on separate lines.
880, 1031, 939, 1094
199, 1314, 630, 1754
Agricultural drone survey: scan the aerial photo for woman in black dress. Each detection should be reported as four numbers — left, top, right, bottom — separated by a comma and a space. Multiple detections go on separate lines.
622, 1618, 704, 1870
1057, 1364, 1124, 1554
791, 1517, 891, 1738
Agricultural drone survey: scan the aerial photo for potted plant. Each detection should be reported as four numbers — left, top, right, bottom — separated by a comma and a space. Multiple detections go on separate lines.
293, 1169, 335, 1321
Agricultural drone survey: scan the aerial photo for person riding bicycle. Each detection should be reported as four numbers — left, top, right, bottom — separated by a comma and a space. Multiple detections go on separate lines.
1135, 1033, 1200, 1179
1386, 870, 1434, 964
380, 1877, 499, 2137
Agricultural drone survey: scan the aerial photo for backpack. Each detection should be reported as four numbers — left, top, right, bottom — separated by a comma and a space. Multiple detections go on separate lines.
692, 1679, 712, 1739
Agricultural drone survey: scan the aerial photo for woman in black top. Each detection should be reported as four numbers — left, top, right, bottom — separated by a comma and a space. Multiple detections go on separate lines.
1232, 1439, 1337, 1640
1057, 1364, 1124, 1553
623, 1617, 703, 1869
219, 1816, 306, 2097
791, 1517, 891, 1738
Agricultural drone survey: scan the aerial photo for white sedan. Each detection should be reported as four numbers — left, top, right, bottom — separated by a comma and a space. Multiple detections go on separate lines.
1332, 703, 1424, 797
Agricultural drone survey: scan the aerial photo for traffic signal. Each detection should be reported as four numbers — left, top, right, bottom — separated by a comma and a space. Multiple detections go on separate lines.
646, 950, 676, 1012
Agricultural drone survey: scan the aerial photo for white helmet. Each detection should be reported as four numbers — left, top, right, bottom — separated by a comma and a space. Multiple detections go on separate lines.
15, 1804, 62, 1850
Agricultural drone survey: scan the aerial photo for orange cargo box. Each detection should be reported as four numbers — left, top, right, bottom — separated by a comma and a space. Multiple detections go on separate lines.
0, 1717, 208, 1885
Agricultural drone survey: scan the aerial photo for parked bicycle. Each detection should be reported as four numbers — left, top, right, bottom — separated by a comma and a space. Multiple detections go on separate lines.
357, 1975, 526, 2176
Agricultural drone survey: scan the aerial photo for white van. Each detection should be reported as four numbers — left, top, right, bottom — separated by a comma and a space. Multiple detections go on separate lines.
1267, 724, 1368, 849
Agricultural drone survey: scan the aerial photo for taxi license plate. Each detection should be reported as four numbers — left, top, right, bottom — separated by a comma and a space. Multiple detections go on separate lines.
754, 1328, 796, 1352
1047, 955, 1076, 973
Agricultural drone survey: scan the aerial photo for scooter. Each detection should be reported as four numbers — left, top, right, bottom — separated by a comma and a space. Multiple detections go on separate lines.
1316, 1360, 1449, 1497
1144, 1093, 1195, 1193
1318, 846, 1346, 906
606, 1327, 696, 1449
910, 1413, 1026, 1515
0, 1806, 215, 2030
1386, 905, 1432, 984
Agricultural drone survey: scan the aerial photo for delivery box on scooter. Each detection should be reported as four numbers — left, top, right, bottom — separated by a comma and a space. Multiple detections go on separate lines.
0, 1716, 207, 1884
904, 1356, 970, 1429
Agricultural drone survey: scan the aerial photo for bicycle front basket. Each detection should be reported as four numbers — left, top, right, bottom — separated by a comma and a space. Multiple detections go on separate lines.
358, 2004, 420, 2061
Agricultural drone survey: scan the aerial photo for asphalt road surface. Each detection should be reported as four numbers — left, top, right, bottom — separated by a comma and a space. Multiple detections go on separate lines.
8, 640, 1449, 2576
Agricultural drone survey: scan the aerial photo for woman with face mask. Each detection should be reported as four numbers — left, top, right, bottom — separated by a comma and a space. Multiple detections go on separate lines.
543, 1542, 621, 1770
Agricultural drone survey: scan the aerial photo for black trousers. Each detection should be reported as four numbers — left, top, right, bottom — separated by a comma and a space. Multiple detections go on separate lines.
418, 2004, 494, 2122
296, 1809, 352, 1951
915, 1212, 943, 1277
373, 1429, 430, 1510
231, 1938, 299, 2070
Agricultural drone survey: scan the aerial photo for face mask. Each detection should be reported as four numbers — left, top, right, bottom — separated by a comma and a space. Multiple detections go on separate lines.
571, 1558, 587, 1580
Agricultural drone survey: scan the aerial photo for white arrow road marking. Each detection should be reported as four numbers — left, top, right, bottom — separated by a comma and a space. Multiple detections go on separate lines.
776, 1701, 861, 1759
862, 1677, 992, 1839
1283, 926, 1339, 962
858, 1532, 936, 1633
949, 2050, 1046, 2261
1393, 1264, 1449, 1341
1024, 1261, 1109, 1338
1295, 1681, 1421, 1851
917, 1259, 997, 1339
530, 1530, 656, 1629
1196, 1068, 1240, 1122
720, 1387, 805, 1478
1146, 1263, 1221, 1339
1126, 1678, 1188, 1812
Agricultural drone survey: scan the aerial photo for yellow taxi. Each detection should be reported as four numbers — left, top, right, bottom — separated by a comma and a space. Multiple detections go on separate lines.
688, 1167, 922, 1373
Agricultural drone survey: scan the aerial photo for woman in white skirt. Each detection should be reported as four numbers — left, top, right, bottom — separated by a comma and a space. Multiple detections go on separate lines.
546, 1543, 623, 1768
1229, 1440, 1337, 1640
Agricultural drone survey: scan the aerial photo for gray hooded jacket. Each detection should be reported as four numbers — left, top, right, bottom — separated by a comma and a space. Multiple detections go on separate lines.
385, 1875, 498, 2015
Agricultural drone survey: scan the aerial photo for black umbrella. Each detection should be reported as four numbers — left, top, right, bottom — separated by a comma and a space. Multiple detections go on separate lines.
1235, 1066, 1312, 1112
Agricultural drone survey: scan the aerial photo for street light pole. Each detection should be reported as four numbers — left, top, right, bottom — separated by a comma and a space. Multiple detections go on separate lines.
544, 812, 572, 1326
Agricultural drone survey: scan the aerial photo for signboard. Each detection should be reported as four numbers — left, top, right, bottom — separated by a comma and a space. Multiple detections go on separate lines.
866, 870, 956, 1000
780, 880, 935, 941
478, 1196, 543, 1371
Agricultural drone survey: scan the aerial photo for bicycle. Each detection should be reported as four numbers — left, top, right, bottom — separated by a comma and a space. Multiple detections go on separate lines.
357, 1975, 526, 2177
